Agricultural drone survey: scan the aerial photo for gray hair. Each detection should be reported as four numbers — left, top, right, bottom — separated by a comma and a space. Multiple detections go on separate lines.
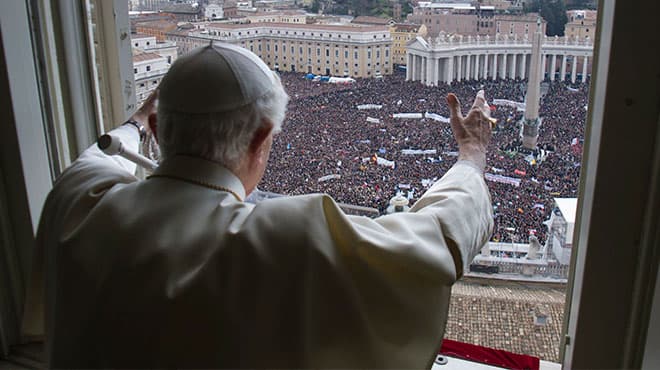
156, 73, 289, 170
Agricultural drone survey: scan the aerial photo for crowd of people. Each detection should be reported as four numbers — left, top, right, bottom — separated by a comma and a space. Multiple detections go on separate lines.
259, 71, 589, 244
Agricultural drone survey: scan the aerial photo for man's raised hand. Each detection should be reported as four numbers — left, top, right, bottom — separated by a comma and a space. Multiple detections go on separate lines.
446, 89, 493, 170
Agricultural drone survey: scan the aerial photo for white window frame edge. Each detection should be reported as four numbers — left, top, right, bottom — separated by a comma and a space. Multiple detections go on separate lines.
639, 113, 660, 370
87, 0, 137, 133
0, 0, 54, 354
53, 0, 102, 155
563, 0, 660, 368
560, 0, 614, 366
0, 0, 120, 354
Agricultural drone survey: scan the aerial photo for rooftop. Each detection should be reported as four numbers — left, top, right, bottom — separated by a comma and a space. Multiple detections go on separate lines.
160, 3, 200, 14
554, 198, 578, 223
392, 23, 423, 32
130, 33, 155, 40
446, 279, 566, 362
206, 22, 388, 32
132, 51, 165, 63
134, 20, 178, 30
352, 15, 392, 25
495, 13, 545, 22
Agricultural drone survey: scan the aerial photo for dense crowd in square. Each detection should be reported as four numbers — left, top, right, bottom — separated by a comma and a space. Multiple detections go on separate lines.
260, 71, 588, 244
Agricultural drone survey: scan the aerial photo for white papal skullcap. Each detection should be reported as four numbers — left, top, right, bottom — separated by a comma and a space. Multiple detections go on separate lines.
158, 42, 278, 113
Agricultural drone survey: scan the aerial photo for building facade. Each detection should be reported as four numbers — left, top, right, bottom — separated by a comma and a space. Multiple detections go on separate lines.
407, 2, 545, 39
496, 14, 546, 37
244, 10, 307, 24
134, 19, 178, 41
130, 34, 178, 104
565, 10, 597, 40
133, 51, 169, 104
171, 22, 392, 77
205, 3, 225, 20
389, 23, 427, 65
406, 33, 593, 86
545, 198, 578, 266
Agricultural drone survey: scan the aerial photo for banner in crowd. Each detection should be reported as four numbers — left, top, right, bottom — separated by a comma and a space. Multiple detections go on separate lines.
318, 174, 341, 182
361, 155, 395, 169
376, 156, 395, 168
485, 173, 522, 187
328, 77, 355, 84
366, 117, 381, 124
424, 112, 450, 123
401, 149, 437, 155
393, 113, 423, 119
357, 104, 383, 110
492, 99, 526, 111
421, 178, 437, 188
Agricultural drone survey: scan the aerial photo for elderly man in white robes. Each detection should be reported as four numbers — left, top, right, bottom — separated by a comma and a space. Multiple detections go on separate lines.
23, 42, 494, 368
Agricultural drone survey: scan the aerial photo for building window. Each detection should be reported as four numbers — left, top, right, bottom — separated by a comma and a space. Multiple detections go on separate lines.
146, 65, 151, 71
133, 67, 137, 73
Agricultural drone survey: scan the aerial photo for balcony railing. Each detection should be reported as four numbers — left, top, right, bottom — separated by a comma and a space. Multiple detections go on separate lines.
422, 33, 594, 49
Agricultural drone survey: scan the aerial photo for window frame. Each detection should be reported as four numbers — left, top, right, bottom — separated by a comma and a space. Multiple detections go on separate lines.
0, 0, 658, 368
562, 0, 660, 368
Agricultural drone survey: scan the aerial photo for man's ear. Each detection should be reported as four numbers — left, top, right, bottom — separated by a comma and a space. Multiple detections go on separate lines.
147, 112, 158, 142
249, 120, 274, 156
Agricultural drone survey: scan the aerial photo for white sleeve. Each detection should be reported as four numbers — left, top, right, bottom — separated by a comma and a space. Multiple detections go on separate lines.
76, 124, 140, 175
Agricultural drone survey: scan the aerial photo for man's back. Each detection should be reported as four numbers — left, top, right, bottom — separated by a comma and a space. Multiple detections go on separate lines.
42, 149, 484, 368
25, 43, 494, 368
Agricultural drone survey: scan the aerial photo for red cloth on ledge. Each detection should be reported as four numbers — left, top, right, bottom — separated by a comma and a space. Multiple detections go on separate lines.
439, 339, 540, 370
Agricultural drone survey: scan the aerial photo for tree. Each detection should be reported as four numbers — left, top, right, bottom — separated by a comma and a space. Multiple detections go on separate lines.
525, 0, 568, 36
307, 0, 320, 13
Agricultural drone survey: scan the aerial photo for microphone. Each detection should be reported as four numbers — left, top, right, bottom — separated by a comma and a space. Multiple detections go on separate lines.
97, 134, 158, 171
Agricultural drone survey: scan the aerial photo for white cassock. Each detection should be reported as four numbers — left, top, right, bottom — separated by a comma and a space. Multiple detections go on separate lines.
22, 125, 493, 368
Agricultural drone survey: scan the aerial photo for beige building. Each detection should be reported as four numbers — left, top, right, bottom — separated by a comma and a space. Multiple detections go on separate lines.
352, 16, 395, 26
133, 51, 169, 104
134, 19, 178, 41
130, 34, 177, 104
172, 22, 392, 77
244, 10, 307, 24
408, 8, 482, 36
389, 23, 427, 65
407, 2, 545, 38
496, 14, 547, 37
131, 33, 178, 64
565, 10, 597, 39
480, 0, 513, 11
